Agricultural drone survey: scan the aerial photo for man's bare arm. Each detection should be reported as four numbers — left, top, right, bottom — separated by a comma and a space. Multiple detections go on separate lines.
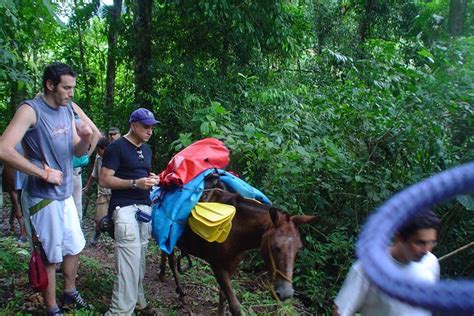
99, 167, 132, 189
72, 102, 100, 155
99, 167, 159, 190
82, 172, 96, 193
0, 104, 62, 184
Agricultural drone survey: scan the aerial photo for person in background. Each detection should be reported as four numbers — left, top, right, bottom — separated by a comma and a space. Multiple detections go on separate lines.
2, 159, 28, 244
333, 209, 441, 316
108, 127, 121, 143
0, 62, 94, 315
82, 137, 111, 246
100, 108, 160, 316
71, 105, 100, 224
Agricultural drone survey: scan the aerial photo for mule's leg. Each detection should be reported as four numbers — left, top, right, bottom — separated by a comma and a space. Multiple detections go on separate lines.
168, 252, 186, 303
158, 251, 167, 282
213, 268, 241, 316
218, 289, 227, 316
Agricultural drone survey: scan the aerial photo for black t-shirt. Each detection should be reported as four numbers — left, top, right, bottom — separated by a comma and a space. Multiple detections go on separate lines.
101, 137, 153, 213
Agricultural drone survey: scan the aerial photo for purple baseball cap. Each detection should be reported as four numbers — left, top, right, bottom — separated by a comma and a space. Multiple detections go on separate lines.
129, 108, 160, 126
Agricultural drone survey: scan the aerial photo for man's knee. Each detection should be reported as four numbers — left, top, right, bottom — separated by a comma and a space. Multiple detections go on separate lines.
63, 254, 80, 262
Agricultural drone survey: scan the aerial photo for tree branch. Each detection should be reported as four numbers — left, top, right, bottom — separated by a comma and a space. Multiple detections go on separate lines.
438, 241, 474, 262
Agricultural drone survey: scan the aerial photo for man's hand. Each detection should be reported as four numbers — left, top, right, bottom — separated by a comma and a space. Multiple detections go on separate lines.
149, 172, 161, 183
137, 176, 160, 190
42, 164, 63, 185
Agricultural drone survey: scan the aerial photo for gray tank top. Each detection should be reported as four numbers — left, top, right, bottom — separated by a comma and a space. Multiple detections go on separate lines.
22, 96, 74, 200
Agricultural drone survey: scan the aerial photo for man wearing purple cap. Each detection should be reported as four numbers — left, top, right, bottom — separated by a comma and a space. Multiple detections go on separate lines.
100, 107, 160, 315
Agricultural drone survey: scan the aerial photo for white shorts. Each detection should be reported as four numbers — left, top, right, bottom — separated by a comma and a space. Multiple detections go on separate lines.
22, 191, 85, 263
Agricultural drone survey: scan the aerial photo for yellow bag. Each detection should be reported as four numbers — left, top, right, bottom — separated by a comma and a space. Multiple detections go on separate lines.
188, 202, 236, 243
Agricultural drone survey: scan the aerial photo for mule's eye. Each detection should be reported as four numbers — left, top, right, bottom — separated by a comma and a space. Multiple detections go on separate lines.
272, 245, 281, 253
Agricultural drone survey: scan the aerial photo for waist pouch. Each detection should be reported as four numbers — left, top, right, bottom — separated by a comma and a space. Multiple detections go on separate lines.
136, 206, 152, 223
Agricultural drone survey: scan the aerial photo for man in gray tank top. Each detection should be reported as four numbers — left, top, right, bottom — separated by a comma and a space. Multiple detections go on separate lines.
0, 62, 94, 315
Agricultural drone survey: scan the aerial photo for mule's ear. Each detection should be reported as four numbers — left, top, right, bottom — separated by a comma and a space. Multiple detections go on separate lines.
269, 207, 278, 225
269, 207, 280, 225
291, 215, 317, 227
270, 207, 290, 225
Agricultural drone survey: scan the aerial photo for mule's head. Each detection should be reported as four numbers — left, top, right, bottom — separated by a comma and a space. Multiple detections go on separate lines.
261, 207, 317, 301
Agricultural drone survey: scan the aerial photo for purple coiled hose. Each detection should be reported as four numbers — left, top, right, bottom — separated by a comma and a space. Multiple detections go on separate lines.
357, 162, 474, 313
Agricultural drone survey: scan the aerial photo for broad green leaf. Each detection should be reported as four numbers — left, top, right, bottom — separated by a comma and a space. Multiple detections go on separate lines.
417, 48, 435, 63
457, 195, 474, 211
200, 122, 209, 134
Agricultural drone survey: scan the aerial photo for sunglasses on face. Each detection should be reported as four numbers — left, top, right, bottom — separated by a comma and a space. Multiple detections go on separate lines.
109, 132, 117, 136
136, 148, 144, 162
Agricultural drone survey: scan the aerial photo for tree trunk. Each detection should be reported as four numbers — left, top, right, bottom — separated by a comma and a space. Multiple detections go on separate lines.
221, 31, 230, 75
133, 0, 153, 108
314, 0, 325, 54
359, 0, 375, 43
448, 0, 467, 36
73, 0, 92, 112
9, 81, 27, 114
104, 0, 123, 124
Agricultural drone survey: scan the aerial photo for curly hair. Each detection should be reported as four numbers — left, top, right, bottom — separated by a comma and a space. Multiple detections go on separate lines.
43, 62, 77, 93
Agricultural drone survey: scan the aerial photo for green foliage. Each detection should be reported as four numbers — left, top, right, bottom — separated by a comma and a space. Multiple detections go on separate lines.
0, 237, 30, 313
164, 18, 472, 312
0, 237, 29, 274
436, 204, 474, 278
180, 256, 306, 315
76, 255, 114, 313
0, 0, 61, 131
457, 195, 474, 211
1, 0, 473, 314
0, 237, 114, 314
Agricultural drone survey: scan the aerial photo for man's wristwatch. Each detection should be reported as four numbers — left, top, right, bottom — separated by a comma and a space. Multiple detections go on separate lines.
131, 179, 137, 189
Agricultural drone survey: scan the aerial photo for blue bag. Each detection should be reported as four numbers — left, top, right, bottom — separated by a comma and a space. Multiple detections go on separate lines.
72, 155, 89, 168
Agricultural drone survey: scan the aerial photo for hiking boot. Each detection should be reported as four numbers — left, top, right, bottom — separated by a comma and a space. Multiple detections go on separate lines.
89, 232, 100, 246
17, 236, 29, 245
135, 305, 158, 316
46, 307, 64, 316
62, 291, 91, 310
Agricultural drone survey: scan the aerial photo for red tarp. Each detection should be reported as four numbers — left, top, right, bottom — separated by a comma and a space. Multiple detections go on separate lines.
159, 138, 229, 188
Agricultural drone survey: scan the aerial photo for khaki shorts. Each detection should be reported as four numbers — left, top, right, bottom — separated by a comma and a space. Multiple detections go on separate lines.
94, 195, 110, 230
